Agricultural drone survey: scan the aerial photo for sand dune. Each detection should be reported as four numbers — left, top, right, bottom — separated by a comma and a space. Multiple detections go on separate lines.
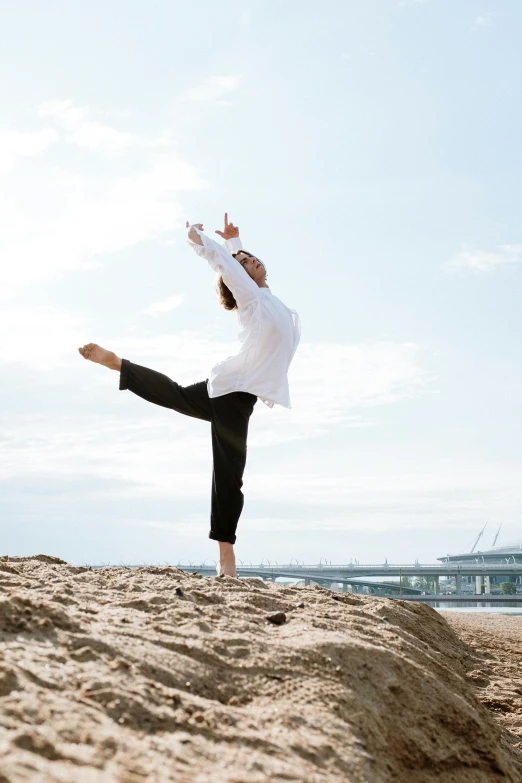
0, 555, 521, 782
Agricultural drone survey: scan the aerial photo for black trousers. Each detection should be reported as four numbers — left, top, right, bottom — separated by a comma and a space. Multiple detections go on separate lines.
119, 359, 257, 545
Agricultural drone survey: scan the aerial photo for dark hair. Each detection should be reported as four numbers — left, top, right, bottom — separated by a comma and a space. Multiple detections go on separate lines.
215, 275, 237, 311
215, 249, 266, 311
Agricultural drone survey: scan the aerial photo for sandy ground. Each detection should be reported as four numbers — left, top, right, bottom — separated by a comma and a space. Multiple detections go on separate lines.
0, 556, 521, 783
441, 612, 522, 755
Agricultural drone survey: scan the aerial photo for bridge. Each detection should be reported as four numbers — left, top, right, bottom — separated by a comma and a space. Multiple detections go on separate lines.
174, 562, 522, 597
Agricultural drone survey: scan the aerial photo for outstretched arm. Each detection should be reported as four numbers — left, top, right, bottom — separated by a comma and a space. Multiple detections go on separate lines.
186, 221, 204, 245
215, 212, 243, 255
186, 214, 243, 252
186, 217, 259, 308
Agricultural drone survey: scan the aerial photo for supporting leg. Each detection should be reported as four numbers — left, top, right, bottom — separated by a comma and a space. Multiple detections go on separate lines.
208, 391, 257, 546
217, 542, 236, 578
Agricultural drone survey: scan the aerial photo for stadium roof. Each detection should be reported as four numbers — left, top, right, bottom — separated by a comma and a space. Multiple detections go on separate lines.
438, 543, 522, 562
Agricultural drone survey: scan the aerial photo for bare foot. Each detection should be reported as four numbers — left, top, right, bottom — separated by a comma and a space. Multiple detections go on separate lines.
217, 542, 237, 577
78, 343, 121, 371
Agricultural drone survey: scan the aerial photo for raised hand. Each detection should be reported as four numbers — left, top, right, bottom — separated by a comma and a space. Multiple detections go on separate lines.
186, 221, 204, 231
215, 212, 239, 240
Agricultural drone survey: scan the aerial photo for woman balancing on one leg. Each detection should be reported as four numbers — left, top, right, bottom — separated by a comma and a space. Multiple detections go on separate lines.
78, 213, 301, 577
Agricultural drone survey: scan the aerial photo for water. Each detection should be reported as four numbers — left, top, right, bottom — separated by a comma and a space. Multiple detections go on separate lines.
434, 605, 522, 615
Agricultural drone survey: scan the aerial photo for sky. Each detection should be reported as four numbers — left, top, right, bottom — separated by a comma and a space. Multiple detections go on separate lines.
1, 0, 521, 568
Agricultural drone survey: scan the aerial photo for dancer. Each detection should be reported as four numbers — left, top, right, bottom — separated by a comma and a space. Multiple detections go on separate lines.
78, 213, 301, 577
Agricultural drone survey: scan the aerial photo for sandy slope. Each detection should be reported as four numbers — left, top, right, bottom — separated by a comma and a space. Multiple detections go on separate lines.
442, 612, 522, 758
0, 555, 521, 783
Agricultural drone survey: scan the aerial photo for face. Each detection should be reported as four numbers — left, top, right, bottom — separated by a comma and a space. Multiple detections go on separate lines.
234, 251, 267, 283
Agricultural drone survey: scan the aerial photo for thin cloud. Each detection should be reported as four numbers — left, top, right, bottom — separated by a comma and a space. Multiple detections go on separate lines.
182, 76, 242, 106
3, 406, 521, 536
0, 306, 88, 370
0, 314, 498, 542
143, 294, 186, 317
446, 244, 522, 274
0, 162, 206, 294
0, 300, 437, 464
470, 13, 493, 33
0, 128, 58, 173
0, 103, 209, 299
38, 99, 135, 152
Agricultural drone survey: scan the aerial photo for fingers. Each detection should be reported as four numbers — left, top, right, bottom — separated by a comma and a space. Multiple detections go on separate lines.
215, 230, 224, 237
185, 221, 189, 228
224, 212, 228, 228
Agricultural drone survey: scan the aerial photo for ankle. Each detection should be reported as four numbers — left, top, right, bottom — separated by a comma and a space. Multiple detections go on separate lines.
219, 542, 235, 561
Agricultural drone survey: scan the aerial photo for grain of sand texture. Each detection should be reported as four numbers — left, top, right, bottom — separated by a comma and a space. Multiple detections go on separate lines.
441, 612, 522, 755
0, 556, 521, 782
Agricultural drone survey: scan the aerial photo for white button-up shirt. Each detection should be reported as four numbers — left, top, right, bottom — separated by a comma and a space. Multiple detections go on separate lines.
187, 227, 301, 409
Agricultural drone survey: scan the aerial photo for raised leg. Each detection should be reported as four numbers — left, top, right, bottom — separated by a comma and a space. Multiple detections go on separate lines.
118, 359, 212, 421
78, 343, 121, 371
79, 345, 258, 575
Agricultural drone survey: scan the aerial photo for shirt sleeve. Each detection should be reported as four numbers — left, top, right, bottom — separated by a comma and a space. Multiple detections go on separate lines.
187, 227, 259, 308
224, 236, 243, 255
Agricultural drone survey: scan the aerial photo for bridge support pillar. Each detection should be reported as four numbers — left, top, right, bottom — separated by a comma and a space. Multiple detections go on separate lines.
475, 575, 482, 594
304, 578, 310, 586
455, 574, 462, 595
484, 575, 491, 594
433, 575, 439, 594
342, 582, 348, 593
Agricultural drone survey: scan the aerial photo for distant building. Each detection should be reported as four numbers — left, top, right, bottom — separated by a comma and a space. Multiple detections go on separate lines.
437, 542, 522, 564
438, 543, 522, 586
438, 544, 522, 565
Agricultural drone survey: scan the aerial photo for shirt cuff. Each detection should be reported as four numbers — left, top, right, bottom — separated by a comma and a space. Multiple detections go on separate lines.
224, 236, 243, 254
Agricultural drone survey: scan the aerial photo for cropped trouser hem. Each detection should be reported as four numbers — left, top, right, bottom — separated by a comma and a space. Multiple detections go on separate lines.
119, 358, 131, 391
208, 532, 236, 544
118, 359, 257, 545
